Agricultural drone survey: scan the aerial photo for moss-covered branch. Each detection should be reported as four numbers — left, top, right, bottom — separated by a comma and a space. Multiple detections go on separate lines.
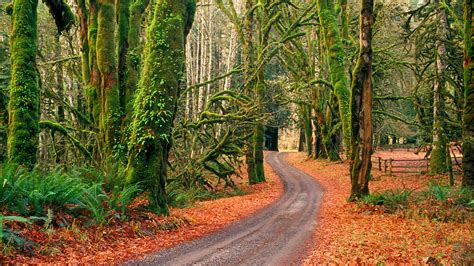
39, 121, 92, 159
42, 0, 75, 33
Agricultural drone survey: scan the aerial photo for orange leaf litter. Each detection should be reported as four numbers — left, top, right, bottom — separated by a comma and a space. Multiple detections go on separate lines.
286, 152, 473, 264
3, 160, 283, 264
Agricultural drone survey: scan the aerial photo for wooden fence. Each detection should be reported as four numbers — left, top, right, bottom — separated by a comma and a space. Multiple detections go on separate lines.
372, 157, 463, 176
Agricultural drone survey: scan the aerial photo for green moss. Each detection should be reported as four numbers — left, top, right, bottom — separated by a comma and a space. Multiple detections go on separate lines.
125, 0, 150, 118
97, 0, 120, 157
117, 0, 130, 115
316, 0, 352, 158
7, 0, 39, 169
126, 0, 196, 213
87, 0, 101, 125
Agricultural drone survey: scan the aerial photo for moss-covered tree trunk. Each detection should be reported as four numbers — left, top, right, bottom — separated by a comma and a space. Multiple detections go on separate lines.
349, 0, 374, 201
430, 0, 449, 174
76, 0, 90, 87
97, 0, 120, 157
125, 0, 150, 117
7, 0, 74, 168
316, 0, 352, 158
126, 0, 196, 213
241, 0, 261, 184
87, 0, 101, 126
117, 0, 130, 115
248, 0, 268, 184
463, 0, 474, 190
250, 67, 266, 184
7, 0, 39, 168
339, 0, 349, 40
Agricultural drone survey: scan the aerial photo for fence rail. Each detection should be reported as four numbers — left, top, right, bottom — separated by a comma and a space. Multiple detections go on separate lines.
372, 156, 463, 176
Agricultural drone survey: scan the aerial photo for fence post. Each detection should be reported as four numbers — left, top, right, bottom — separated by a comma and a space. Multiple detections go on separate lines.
389, 159, 393, 176
384, 159, 387, 173
378, 157, 382, 171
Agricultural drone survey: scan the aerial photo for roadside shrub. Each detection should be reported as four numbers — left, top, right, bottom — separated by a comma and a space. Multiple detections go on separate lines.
0, 163, 141, 225
362, 189, 412, 213
0, 164, 85, 216
420, 184, 473, 223
362, 184, 473, 223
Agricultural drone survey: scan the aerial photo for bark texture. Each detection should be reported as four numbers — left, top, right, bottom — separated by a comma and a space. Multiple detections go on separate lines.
349, 0, 374, 200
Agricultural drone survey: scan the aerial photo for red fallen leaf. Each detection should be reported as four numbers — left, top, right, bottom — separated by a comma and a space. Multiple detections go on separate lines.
286, 152, 472, 265
4, 156, 283, 264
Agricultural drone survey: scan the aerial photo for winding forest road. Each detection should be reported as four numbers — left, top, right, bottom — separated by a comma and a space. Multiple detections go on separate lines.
125, 152, 323, 265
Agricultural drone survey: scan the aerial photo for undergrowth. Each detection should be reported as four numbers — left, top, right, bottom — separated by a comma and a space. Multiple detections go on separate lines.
361, 183, 474, 223
0, 162, 245, 256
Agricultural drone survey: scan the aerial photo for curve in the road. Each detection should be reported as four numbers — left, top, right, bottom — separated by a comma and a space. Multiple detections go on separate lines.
124, 152, 323, 266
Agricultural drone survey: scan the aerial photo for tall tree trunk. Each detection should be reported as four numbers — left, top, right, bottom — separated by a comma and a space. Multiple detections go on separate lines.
7, 0, 74, 168
7, 0, 40, 168
242, 0, 260, 184
125, 0, 150, 118
97, 0, 120, 157
430, 0, 449, 174
251, 66, 266, 183
248, 0, 267, 184
303, 103, 313, 156
117, 0, 130, 115
463, 0, 474, 189
87, 0, 101, 126
349, 0, 374, 201
76, 0, 90, 87
316, 0, 352, 159
126, 0, 196, 213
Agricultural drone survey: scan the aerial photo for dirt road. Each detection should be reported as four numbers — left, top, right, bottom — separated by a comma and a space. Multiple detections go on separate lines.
125, 152, 323, 265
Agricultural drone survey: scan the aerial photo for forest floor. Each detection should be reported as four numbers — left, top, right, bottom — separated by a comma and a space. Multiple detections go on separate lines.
286, 152, 473, 264
125, 152, 322, 265
2, 160, 283, 264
